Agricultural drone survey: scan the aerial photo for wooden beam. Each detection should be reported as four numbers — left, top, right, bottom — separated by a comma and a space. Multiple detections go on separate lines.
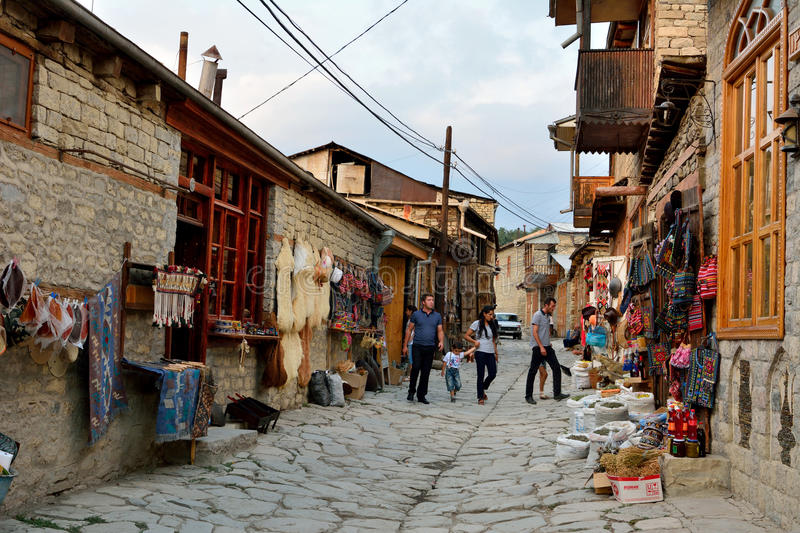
94, 56, 123, 79
595, 186, 647, 197
137, 83, 162, 113
37, 20, 75, 43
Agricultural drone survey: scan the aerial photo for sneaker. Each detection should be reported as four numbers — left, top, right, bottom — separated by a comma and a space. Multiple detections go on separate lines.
407, 393, 414, 402
554, 393, 569, 401
418, 398, 430, 404
525, 397, 537, 405
450, 396, 456, 403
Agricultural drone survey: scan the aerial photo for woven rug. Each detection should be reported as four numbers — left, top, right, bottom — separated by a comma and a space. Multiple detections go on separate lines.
88, 272, 128, 445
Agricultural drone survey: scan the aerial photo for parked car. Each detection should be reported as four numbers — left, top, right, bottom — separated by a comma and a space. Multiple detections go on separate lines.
495, 312, 522, 339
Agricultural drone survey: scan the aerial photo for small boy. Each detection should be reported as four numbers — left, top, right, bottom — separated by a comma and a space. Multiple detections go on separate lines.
441, 342, 475, 402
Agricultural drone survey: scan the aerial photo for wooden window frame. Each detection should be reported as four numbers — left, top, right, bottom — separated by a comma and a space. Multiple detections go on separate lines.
0, 32, 34, 135
718, 4, 786, 340
178, 144, 268, 324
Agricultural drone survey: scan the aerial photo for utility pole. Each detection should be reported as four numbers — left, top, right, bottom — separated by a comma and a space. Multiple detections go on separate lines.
436, 126, 452, 317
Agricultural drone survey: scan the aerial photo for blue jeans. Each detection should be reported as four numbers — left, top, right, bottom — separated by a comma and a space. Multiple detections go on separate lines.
407, 343, 413, 366
475, 351, 497, 399
445, 367, 461, 392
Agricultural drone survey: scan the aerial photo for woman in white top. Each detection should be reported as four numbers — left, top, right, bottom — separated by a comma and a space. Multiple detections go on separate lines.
464, 305, 498, 405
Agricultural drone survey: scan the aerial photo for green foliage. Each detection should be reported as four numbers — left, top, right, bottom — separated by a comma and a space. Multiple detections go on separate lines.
498, 227, 538, 246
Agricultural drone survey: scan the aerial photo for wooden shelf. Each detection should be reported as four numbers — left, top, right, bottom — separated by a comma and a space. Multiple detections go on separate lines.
208, 332, 279, 343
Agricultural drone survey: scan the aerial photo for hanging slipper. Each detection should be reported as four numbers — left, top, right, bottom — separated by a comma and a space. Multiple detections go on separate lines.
47, 345, 71, 377
0, 260, 26, 310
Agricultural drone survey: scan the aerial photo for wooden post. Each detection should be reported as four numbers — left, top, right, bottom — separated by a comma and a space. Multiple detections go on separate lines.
436, 126, 452, 317
579, 0, 591, 51
119, 242, 132, 362
178, 31, 188, 80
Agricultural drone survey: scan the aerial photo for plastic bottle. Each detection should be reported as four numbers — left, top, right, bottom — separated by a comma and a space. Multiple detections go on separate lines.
687, 409, 698, 442
667, 406, 676, 438
575, 410, 585, 433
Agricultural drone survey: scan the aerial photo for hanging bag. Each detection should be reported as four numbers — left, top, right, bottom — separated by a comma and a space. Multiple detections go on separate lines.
685, 333, 721, 408
627, 301, 643, 336
688, 292, 704, 331
672, 218, 696, 306
697, 255, 718, 299
585, 325, 608, 348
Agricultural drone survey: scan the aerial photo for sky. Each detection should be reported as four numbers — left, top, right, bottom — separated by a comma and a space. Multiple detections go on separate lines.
77, 0, 609, 231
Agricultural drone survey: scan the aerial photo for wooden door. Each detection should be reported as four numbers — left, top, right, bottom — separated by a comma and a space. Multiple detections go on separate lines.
380, 256, 406, 365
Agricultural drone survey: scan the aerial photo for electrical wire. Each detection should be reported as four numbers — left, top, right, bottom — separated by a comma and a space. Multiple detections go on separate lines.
264, 0, 436, 149
238, 0, 410, 120
236, 0, 559, 228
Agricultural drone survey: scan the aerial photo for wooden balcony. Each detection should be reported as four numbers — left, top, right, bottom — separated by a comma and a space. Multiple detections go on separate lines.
573, 175, 614, 228
575, 49, 654, 153
523, 264, 562, 286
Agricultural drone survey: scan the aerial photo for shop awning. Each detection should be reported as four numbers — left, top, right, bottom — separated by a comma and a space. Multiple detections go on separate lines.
550, 253, 572, 272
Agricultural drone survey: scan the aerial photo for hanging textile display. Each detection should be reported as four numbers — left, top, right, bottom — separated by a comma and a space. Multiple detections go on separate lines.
89, 272, 128, 445
152, 266, 207, 328
595, 263, 610, 310
698, 255, 718, 299
685, 334, 720, 408
0, 259, 26, 310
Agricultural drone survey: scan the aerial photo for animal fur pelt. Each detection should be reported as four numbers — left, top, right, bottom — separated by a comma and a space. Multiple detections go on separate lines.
315, 247, 333, 328
297, 323, 312, 387
280, 330, 302, 385
292, 239, 313, 332
276, 239, 295, 333
261, 339, 287, 388
307, 246, 323, 328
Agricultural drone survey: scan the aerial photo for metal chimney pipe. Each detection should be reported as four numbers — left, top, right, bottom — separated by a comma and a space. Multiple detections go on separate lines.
213, 68, 227, 106
178, 31, 188, 80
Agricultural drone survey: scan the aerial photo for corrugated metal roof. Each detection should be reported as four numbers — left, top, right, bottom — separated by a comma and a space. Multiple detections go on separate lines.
551, 253, 571, 271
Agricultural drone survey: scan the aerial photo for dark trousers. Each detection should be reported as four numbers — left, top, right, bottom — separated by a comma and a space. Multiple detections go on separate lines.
408, 344, 435, 400
475, 351, 497, 399
525, 345, 561, 399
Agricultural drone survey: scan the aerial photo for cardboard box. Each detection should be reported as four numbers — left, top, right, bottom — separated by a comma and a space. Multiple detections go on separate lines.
384, 366, 405, 386
593, 472, 612, 495
341, 372, 367, 400
607, 474, 663, 504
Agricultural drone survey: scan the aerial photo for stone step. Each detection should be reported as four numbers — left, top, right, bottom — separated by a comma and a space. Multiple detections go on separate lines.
161, 426, 259, 467
660, 453, 731, 496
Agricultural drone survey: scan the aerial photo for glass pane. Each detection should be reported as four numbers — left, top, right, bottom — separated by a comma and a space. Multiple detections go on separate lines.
745, 158, 754, 233
747, 72, 756, 148
744, 241, 753, 319
250, 183, 262, 211
192, 155, 205, 183
731, 246, 740, 319
214, 168, 223, 200
179, 149, 189, 177
248, 219, 259, 250
223, 249, 237, 280
225, 217, 238, 247
220, 284, 234, 317
734, 165, 743, 236
227, 173, 240, 205
761, 236, 771, 317
763, 145, 772, 226
735, 83, 744, 154
764, 53, 774, 135
210, 246, 219, 279
212, 209, 222, 244
0, 45, 30, 127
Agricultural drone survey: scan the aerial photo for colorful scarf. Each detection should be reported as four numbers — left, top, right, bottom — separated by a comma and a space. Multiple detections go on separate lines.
88, 272, 128, 445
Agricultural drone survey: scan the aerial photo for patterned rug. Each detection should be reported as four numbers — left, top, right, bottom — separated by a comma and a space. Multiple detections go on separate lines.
88, 272, 128, 445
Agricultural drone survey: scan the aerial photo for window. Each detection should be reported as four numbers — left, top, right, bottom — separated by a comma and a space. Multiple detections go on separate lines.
179, 146, 267, 321
0, 33, 34, 133
719, 1, 784, 339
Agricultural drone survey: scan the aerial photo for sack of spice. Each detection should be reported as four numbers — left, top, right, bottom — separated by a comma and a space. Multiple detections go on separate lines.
555, 433, 591, 462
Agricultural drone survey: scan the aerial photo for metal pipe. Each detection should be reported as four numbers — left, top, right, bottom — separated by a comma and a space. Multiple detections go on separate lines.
458, 202, 487, 240
372, 229, 395, 271
561, 0, 583, 48
46, 0, 387, 233
414, 252, 434, 306
213, 68, 227, 105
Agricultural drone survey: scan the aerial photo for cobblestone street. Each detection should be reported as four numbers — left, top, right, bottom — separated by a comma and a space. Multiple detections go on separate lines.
0, 339, 785, 533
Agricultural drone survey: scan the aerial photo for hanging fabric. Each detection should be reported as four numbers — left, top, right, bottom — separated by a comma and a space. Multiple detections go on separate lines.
697, 255, 718, 299
152, 266, 207, 328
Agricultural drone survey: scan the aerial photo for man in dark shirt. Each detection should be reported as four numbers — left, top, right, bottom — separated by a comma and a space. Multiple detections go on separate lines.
403, 293, 444, 404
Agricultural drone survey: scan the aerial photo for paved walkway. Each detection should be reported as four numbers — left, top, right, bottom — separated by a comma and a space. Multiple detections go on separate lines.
0, 339, 784, 532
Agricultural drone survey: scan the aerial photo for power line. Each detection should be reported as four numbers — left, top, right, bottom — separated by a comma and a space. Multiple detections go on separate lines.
237, 0, 558, 228
264, 0, 436, 149
238, 0, 410, 120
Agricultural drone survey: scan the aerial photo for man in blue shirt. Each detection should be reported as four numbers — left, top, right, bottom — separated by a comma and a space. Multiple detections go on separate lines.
403, 293, 444, 404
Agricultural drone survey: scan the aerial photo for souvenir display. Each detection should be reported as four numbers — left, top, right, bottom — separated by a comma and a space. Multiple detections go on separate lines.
151, 266, 207, 328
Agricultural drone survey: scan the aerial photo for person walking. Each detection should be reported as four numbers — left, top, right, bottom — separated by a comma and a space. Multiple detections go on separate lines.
525, 297, 569, 404
403, 305, 417, 369
403, 294, 443, 404
440, 341, 475, 402
465, 305, 499, 405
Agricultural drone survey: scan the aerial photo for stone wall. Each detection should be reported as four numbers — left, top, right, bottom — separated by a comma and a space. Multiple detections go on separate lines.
703, 1, 800, 528
216, 184, 381, 411
495, 246, 526, 322
654, 0, 708, 58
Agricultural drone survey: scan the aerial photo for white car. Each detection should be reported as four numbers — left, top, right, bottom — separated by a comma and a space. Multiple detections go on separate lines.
495, 312, 522, 339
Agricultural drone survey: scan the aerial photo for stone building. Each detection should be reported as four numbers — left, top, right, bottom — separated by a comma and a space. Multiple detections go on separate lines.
546, 0, 800, 527
291, 142, 499, 343
0, 0, 391, 510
